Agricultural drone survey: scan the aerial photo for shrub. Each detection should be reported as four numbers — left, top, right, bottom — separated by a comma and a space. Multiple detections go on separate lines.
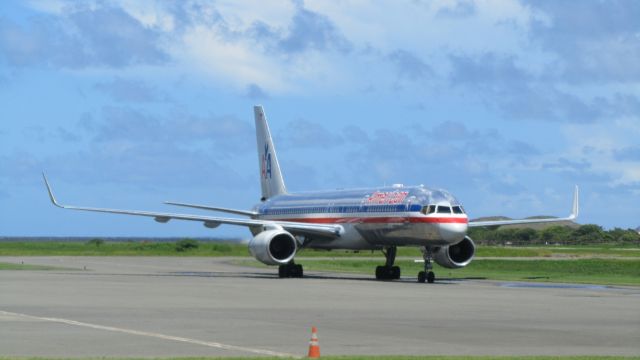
175, 239, 199, 252
87, 238, 105, 247
133, 240, 152, 251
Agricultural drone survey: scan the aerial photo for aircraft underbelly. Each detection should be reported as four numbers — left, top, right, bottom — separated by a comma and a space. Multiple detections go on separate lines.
307, 222, 446, 250
356, 223, 444, 246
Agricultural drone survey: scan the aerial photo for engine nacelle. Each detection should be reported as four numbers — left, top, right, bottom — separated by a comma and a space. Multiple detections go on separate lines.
433, 236, 475, 269
248, 229, 297, 265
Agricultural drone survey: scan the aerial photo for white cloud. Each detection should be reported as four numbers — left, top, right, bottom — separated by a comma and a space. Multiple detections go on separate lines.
176, 24, 288, 92
562, 120, 640, 186
15, 0, 550, 95
115, 1, 177, 32
214, 1, 296, 30
306, 0, 539, 54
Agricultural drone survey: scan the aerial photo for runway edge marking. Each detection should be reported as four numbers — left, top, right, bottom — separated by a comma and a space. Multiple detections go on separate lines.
0, 310, 299, 358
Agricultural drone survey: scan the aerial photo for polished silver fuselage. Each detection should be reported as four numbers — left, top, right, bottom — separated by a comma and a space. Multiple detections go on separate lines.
252, 185, 468, 250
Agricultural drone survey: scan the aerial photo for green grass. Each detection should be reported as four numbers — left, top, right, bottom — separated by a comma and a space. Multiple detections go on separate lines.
0, 356, 636, 360
0, 262, 67, 271
1, 241, 638, 285
475, 246, 640, 258
299, 245, 640, 258
240, 258, 640, 286
0, 241, 249, 256
0, 242, 637, 258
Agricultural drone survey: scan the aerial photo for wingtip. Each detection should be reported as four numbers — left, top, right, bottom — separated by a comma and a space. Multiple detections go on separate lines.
42, 172, 62, 208
570, 185, 579, 219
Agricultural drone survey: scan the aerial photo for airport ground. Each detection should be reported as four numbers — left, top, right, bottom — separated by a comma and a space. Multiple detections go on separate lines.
1, 241, 639, 286
0, 256, 639, 358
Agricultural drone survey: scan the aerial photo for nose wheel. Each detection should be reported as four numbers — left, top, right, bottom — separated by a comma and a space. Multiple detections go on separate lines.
417, 270, 435, 283
418, 247, 436, 283
375, 246, 401, 280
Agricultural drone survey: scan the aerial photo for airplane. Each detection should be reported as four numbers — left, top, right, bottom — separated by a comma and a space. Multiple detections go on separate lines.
43, 105, 579, 283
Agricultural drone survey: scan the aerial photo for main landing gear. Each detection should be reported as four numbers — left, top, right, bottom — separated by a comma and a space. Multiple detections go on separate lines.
375, 246, 401, 280
279, 262, 303, 278
418, 247, 436, 283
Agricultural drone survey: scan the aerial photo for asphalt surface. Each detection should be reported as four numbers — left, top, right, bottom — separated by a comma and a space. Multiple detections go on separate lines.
1, 256, 639, 357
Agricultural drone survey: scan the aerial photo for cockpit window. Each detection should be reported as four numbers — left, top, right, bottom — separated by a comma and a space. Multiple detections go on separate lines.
437, 206, 451, 214
452, 206, 464, 214
420, 205, 436, 215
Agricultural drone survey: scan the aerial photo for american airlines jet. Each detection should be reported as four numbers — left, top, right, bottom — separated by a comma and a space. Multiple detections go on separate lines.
44, 106, 579, 283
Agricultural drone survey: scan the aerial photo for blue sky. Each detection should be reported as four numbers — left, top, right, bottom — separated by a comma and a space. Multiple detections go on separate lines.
1, 0, 639, 238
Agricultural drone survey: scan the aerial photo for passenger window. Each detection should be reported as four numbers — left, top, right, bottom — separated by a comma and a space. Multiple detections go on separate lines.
452, 206, 464, 214
437, 206, 451, 214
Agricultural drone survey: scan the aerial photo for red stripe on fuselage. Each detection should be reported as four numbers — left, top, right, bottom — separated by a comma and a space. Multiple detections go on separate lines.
273, 216, 468, 224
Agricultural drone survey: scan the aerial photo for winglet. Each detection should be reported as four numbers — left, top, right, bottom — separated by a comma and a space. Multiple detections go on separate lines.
42, 172, 63, 208
569, 185, 579, 220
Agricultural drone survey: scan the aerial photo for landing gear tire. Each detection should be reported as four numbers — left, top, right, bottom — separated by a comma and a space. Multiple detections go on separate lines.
418, 247, 436, 284
418, 271, 426, 283
427, 271, 435, 283
375, 265, 401, 280
278, 263, 303, 278
391, 266, 401, 279
375, 266, 383, 280
375, 246, 401, 281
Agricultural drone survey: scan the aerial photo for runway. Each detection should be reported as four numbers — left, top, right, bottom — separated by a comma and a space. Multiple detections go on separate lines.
1, 256, 639, 357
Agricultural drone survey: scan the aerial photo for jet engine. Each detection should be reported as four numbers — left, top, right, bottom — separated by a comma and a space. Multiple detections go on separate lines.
248, 229, 297, 265
433, 236, 475, 269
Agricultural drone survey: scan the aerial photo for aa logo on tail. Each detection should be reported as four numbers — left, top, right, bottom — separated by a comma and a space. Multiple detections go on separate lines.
261, 144, 272, 179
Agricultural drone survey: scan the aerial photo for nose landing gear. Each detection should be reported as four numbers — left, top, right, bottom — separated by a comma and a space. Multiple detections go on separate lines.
418, 247, 436, 283
375, 246, 401, 280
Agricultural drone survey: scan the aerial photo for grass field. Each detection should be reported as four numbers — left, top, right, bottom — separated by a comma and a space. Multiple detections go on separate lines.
239, 258, 640, 286
0, 356, 636, 360
0, 241, 249, 257
1, 241, 638, 286
299, 245, 640, 258
0, 262, 67, 271
0, 241, 638, 258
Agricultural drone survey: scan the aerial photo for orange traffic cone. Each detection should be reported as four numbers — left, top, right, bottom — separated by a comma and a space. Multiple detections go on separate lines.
307, 326, 320, 358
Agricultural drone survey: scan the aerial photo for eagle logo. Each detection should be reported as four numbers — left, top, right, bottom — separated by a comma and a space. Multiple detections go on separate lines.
262, 144, 272, 179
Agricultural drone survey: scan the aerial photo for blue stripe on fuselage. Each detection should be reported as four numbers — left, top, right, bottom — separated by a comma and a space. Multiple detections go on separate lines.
258, 204, 423, 216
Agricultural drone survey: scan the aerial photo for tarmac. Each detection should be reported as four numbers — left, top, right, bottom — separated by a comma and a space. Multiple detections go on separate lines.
1, 256, 639, 357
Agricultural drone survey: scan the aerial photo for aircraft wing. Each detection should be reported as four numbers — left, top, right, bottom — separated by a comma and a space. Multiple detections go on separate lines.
468, 186, 579, 228
43, 174, 342, 239
163, 201, 259, 217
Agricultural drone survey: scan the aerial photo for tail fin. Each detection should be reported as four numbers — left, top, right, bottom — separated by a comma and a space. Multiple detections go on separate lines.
254, 105, 287, 200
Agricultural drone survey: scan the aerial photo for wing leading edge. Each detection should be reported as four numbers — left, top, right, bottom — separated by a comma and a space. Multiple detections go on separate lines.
468, 186, 579, 228
43, 174, 342, 239
163, 201, 258, 217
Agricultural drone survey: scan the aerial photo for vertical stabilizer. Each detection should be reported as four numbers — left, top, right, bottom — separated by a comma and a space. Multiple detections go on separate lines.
254, 105, 287, 200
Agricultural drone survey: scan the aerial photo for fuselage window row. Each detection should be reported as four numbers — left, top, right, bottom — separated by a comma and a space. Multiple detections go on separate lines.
263, 203, 444, 216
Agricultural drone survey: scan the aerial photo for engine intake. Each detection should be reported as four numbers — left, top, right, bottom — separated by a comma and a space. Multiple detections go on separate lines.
433, 236, 475, 269
249, 229, 297, 265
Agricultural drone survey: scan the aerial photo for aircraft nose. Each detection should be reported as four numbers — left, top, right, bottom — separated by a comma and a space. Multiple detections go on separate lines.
438, 221, 468, 244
